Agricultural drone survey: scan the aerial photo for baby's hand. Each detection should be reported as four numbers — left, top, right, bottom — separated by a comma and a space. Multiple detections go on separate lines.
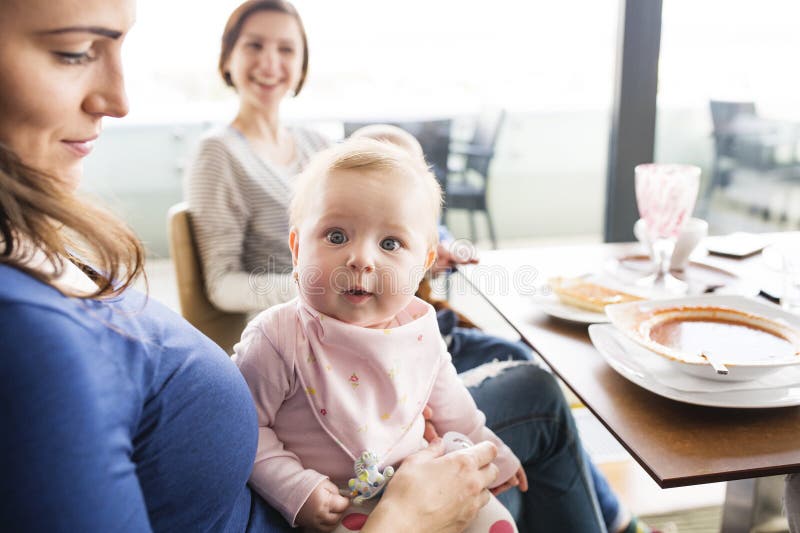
296, 479, 351, 532
491, 466, 529, 496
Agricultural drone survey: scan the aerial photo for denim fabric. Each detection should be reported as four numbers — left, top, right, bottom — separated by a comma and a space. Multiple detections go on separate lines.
469, 363, 606, 532
588, 448, 621, 531
449, 326, 534, 374
449, 327, 617, 532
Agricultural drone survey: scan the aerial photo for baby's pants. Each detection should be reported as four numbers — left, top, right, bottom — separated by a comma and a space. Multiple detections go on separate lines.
327, 493, 517, 533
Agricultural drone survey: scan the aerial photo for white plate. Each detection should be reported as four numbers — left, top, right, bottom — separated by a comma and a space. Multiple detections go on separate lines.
605, 294, 800, 381
589, 323, 800, 408
531, 294, 609, 324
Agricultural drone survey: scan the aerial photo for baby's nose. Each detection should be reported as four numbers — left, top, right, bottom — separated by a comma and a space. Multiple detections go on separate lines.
346, 247, 376, 272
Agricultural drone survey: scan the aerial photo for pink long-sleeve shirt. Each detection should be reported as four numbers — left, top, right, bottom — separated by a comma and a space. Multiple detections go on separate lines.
233, 297, 520, 525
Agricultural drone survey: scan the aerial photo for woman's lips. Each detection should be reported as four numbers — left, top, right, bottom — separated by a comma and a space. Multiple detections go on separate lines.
62, 138, 97, 157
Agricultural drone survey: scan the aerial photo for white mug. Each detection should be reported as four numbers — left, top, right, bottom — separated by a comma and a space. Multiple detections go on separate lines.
634, 217, 708, 271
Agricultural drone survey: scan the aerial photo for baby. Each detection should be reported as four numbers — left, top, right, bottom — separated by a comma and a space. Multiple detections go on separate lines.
234, 138, 522, 533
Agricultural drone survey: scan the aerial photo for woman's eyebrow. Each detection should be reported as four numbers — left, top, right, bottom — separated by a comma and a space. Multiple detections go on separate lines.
37, 26, 123, 39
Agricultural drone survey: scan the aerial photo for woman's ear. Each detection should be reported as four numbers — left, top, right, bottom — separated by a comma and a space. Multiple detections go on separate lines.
289, 227, 300, 266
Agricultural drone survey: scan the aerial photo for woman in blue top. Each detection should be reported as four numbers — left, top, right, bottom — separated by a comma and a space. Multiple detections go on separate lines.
0, 0, 608, 531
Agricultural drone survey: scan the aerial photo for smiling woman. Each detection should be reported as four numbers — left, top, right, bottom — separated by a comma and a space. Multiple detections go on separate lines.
186, 0, 330, 313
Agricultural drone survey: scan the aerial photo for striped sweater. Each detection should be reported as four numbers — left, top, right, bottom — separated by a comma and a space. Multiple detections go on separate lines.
185, 125, 330, 313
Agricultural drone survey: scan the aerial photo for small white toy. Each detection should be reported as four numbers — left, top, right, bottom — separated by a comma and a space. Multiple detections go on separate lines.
442, 431, 474, 453
347, 450, 395, 504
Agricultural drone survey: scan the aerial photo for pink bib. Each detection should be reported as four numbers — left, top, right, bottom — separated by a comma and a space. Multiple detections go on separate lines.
292, 297, 443, 463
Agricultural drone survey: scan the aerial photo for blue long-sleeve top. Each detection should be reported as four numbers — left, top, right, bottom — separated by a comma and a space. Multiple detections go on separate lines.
0, 265, 287, 532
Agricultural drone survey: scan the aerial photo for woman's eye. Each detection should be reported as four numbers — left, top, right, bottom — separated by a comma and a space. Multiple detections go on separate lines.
380, 238, 401, 251
246, 41, 262, 50
326, 230, 347, 245
279, 47, 295, 54
54, 50, 95, 65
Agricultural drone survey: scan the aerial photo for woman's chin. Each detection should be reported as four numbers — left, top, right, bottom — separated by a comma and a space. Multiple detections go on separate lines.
59, 163, 84, 192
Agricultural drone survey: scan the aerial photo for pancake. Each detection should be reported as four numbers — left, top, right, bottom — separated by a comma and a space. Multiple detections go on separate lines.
549, 276, 643, 313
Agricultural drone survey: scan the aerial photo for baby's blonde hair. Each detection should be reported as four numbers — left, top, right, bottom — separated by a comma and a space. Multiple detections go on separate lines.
349, 124, 425, 161
290, 137, 442, 246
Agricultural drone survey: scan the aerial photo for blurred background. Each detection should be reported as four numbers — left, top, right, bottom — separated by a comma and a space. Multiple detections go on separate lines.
81, 0, 800, 257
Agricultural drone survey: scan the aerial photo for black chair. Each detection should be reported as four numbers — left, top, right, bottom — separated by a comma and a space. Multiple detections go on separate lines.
703, 100, 798, 215
343, 119, 452, 198
445, 109, 505, 249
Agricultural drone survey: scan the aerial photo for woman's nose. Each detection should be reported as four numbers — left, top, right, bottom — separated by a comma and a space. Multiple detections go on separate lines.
82, 54, 129, 118
258, 47, 280, 74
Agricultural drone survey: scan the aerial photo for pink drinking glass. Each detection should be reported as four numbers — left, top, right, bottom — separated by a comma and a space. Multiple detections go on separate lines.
634, 163, 701, 292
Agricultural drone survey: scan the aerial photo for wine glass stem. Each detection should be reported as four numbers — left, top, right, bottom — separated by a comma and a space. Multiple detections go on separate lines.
652, 238, 676, 279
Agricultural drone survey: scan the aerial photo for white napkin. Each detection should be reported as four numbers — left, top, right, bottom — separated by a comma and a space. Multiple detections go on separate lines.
606, 325, 800, 393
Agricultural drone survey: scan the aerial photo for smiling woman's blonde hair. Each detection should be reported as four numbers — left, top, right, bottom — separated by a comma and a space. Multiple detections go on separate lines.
0, 143, 145, 298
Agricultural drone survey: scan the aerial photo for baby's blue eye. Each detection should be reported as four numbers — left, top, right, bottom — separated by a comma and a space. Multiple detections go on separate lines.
380, 238, 401, 251
326, 230, 347, 245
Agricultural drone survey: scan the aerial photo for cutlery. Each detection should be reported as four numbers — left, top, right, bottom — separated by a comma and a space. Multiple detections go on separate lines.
700, 350, 729, 375
703, 284, 724, 294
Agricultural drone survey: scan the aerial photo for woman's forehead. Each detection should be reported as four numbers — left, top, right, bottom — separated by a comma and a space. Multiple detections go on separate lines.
1, 0, 135, 32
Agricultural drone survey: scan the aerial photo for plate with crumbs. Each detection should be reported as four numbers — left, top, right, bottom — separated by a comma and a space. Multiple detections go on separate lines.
538, 275, 645, 324
605, 295, 800, 381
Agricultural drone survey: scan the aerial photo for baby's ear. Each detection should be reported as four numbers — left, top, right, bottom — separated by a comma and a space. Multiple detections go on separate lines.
289, 227, 300, 266
424, 246, 437, 271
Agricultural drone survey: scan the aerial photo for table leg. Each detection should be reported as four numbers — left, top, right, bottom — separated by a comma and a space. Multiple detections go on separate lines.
720, 476, 788, 533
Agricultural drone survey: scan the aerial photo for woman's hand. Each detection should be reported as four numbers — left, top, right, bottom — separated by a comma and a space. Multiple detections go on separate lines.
491, 466, 528, 496
362, 438, 499, 533
430, 242, 479, 276
423, 405, 528, 497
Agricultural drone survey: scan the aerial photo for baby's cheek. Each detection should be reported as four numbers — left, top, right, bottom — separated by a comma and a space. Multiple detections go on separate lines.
297, 265, 328, 294
409, 262, 429, 286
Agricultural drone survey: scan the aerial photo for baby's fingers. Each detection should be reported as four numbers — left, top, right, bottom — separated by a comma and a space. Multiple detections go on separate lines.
516, 468, 529, 492
328, 493, 351, 514
490, 480, 516, 496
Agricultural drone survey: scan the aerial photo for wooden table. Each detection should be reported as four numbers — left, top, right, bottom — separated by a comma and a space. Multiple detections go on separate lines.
458, 240, 800, 491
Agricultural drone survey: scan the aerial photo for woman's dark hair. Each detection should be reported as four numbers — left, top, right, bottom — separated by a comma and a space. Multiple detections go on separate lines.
219, 0, 309, 95
0, 143, 145, 299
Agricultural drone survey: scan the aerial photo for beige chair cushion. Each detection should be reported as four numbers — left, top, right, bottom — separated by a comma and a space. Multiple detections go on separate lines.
167, 202, 247, 355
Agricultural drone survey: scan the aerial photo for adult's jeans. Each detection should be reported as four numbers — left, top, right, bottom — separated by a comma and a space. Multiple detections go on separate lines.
469, 362, 606, 532
450, 326, 618, 532
448, 326, 534, 375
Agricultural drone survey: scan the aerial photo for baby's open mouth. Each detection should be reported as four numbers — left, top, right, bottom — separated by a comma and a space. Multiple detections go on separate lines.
346, 288, 372, 296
